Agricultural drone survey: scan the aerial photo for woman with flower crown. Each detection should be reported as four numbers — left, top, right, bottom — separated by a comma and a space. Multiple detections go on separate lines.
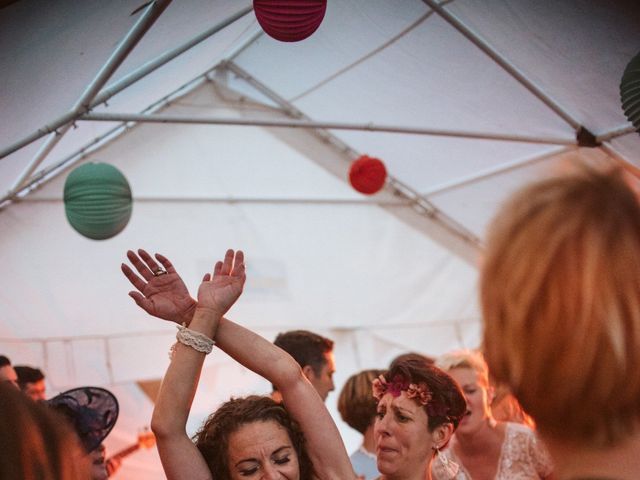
122, 248, 467, 480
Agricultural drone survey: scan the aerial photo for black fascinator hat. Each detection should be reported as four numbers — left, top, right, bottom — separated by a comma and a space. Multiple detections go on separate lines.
48, 386, 119, 452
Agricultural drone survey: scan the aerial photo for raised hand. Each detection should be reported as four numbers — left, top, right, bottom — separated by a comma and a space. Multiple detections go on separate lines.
197, 249, 246, 318
121, 249, 197, 325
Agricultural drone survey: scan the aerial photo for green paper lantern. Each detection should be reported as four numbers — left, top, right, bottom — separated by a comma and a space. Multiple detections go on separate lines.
620, 51, 640, 131
64, 162, 132, 240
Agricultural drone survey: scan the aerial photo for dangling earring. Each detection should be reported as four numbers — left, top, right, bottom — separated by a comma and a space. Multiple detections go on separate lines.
431, 446, 459, 480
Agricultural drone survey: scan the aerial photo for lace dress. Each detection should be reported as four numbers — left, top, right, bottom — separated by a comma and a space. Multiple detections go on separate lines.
433, 422, 554, 480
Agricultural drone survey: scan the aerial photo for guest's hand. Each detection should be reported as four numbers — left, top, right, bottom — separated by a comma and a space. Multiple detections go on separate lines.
197, 249, 246, 318
121, 249, 197, 325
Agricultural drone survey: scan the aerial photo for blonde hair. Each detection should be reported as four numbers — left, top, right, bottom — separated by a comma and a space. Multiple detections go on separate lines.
436, 350, 489, 386
481, 166, 640, 446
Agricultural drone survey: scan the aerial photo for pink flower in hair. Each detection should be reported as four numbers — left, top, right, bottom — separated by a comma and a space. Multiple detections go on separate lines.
405, 382, 432, 406
372, 375, 443, 414
388, 375, 410, 397
372, 375, 388, 401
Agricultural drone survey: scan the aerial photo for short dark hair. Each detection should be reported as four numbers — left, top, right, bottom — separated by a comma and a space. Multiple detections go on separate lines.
0, 356, 11, 368
14, 366, 45, 389
385, 360, 467, 432
338, 369, 384, 434
194, 395, 314, 480
273, 330, 334, 376
389, 352, 434, 370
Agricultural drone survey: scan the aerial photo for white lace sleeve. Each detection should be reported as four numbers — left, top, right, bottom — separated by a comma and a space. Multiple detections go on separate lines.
499, 423, 554, 479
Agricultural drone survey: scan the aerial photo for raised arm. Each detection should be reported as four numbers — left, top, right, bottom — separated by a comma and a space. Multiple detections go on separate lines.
123, 249, 245, 480
213, 317, 356, 479
123, 249, 356, 479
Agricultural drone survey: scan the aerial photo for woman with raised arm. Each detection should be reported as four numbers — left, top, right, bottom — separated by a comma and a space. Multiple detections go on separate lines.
122, 249, 467, 480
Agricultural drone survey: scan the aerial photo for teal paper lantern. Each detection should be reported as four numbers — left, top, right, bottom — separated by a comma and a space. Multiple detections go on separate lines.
620, 51, 640, 132
64, 162, 132, 240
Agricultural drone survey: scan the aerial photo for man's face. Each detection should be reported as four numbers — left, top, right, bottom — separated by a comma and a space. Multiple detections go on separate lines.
306, 351, 336, 402
23, 379, 46, 401
0, 365, 18, 389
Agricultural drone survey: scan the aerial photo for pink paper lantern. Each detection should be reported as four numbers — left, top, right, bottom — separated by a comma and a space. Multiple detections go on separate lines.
254, 0, 327, 42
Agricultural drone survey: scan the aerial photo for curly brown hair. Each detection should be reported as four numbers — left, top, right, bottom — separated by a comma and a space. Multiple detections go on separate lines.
193, 395, 314, 479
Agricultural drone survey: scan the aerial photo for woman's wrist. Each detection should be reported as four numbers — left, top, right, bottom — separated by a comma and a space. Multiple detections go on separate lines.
177, 300, 198, 327
176, 302, 222, 328
188, 305, 223, 338
194, 304, 224, 319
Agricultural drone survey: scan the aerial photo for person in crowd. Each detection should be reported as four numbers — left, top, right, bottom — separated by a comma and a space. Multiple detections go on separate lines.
338, 368, 385, 480
0, 382, 90, 479
390, 352, 435, 369
0, 354, 18, 389
490, 382, 534, 428
122, 248, 467, 480
15, 364, 47, 401
481, 166, 640, 480
272, 330, 335, 402
435, 350, 553, 479
48, 386, 119, 480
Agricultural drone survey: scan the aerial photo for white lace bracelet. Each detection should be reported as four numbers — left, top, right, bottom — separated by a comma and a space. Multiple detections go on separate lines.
169, 324, 215, 359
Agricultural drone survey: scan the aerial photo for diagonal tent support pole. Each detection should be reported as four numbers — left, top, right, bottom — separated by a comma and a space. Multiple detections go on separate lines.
220, 60, 483, 262
421, 146, 575, 197
421, 0, 581, 131
0, 72, 217, 209
0, 4, 253, 164
0, 10, 264, 209
0, 6, 255, 208
92, 5, 254, 115
596, 124, 636, 143
6, 0, 173, 197
421, 0, 640, 181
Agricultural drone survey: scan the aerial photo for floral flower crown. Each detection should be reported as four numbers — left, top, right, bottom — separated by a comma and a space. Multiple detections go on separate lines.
372, 374, 450, 418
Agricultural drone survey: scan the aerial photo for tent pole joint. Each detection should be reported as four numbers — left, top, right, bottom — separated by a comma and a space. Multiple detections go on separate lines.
576, 127, 601, 148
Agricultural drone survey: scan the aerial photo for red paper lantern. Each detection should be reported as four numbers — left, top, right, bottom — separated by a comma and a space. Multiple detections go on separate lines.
253, 0, 327, 42
349, 155, 387, 195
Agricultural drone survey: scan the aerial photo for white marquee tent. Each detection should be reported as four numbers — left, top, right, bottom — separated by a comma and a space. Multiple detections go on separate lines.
1, 1, 639, 477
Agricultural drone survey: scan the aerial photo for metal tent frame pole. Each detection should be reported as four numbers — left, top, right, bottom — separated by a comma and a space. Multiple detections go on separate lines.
0, 4, 253, 163
93, 5, 253, 109
421, 0, 580, 131
596, 124, 636, 143
22, 196, 412, 206
421, 1, 640, 179
6, 0, 173, 195
221, 61, 483, 255
79, 111, 576, 146
421, 146, 574, 197
0, 8, 258, 208
0, 71, 216, 209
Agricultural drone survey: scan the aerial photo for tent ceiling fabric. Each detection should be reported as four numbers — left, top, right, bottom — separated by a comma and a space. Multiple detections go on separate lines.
1, 1, 639, 478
